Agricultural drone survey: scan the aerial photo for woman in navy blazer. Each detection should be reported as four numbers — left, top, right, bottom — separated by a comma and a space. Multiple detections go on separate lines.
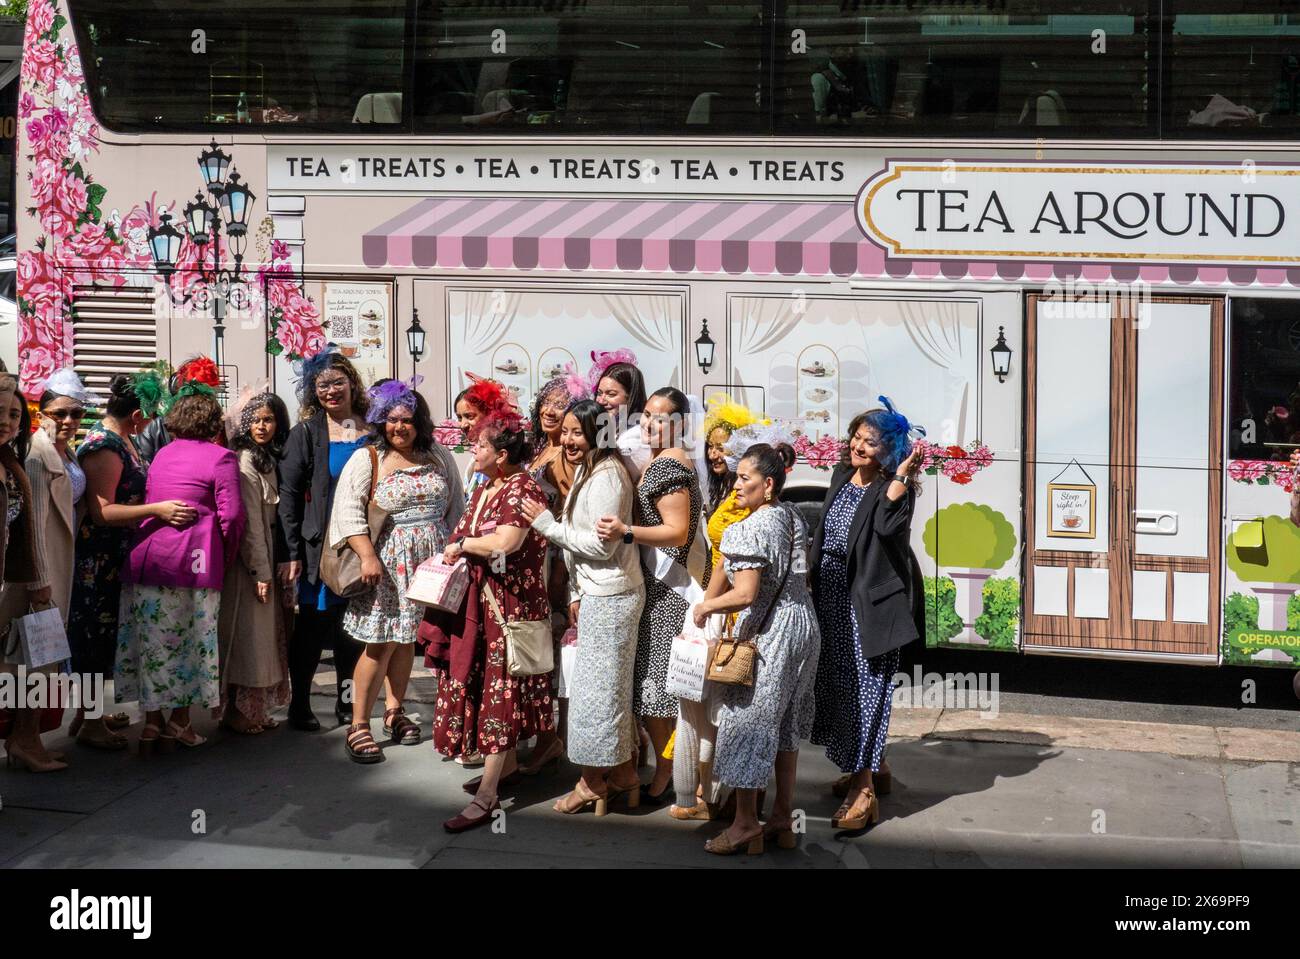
807, 400, 925, 831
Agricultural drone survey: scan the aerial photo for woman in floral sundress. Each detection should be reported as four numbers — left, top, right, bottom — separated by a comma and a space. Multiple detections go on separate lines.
423, 410, 555, 833
330, 381, 463, 763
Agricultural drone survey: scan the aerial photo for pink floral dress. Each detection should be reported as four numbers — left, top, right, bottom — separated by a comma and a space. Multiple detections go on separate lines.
343, 460, 452, 645
433, 471, 554, 756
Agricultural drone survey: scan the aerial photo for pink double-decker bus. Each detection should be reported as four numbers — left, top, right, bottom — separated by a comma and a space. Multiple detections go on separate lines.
15, 0, 1300, 683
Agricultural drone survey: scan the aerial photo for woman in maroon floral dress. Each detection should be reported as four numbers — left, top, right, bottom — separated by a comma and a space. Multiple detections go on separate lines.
425, 411, 555, 832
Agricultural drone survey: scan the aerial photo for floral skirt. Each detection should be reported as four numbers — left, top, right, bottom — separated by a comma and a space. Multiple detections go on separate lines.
115, 584, 221, 711
432, 617, 554, 758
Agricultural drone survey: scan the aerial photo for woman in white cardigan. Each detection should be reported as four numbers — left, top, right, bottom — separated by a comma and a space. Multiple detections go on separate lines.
520, 399, 644, 815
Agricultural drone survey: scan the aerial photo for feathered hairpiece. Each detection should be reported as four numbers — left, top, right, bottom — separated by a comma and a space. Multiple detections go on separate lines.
703, 393, 764, 438
176, 356, 220, 390
174, 380, 217, 402
871, 395, 926, 471
723, 420, 798, 472
130, 366, 168, 419
585, 348, 637, 395
562, 360, 592, 401
43, 368, 102, 406
226, 381, 275, 438
366, 375, 423, 425
293, 344, 342, 404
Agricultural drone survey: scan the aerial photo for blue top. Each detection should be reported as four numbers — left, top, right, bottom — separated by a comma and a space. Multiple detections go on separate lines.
299, 436, 370, 612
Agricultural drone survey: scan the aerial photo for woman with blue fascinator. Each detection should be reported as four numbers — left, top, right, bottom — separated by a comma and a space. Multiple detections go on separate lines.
807, 397, 926, 831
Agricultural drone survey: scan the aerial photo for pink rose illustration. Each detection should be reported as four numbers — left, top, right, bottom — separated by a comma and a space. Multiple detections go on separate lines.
20, 347, 58, 398
1228, 460, 1266, 484
54, 174, 89, 219
434, 419, 464, 446
28, 0, 54, 37
18, 92, 36, 119
275, 319, 306, 357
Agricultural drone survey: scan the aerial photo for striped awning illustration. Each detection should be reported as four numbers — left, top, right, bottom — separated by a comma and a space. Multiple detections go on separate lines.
360, 196, 1300, 288
362, 197, 883, 277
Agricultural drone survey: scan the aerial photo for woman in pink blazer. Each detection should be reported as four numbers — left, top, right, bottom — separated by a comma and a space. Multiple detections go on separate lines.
116, 389, 246, 753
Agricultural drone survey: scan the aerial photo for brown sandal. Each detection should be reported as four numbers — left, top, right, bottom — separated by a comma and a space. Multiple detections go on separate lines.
382, 708, 421, 745
346, 723, 385, 764
831, 787, 879, 831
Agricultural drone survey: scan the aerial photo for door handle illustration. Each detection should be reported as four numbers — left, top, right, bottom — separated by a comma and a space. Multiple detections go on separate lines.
1134, 509, 1178, 535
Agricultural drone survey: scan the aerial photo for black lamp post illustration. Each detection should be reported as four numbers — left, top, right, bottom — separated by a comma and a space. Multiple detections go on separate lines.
406, 307, 427, 374
695, 318, 716, 375
990, 326, 1013, 383
147, 139, 257, 374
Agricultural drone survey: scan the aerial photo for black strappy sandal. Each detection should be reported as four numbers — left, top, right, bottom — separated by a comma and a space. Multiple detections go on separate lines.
345, 723, 385, 764
382, 707, 421, 745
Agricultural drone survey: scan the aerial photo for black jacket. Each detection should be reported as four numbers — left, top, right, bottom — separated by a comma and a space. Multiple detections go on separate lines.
137, 418, 171, 467
808, 464, 925, 660
277, 414, 344, 585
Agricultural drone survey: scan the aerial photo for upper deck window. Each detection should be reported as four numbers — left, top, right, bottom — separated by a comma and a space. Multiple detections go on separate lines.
774, 1, 1153, 136
61, 0, 1300, 139
69, 1, 408, 130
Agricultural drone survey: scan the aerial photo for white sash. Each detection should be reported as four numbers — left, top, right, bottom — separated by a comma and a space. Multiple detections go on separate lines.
640, 503, 709, 607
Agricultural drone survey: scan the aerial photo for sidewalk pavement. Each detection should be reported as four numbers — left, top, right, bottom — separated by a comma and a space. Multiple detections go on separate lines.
2, 667, 1297, 869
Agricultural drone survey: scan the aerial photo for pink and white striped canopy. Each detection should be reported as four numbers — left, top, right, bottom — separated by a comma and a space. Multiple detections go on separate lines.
361, 197, 1300, 287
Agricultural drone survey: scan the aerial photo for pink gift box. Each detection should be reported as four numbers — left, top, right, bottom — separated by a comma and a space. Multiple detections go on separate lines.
406, 557, 469, 612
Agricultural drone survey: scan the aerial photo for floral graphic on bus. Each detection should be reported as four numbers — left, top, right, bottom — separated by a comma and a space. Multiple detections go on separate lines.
915, 439, 996, 485
16, 0, 326, 396
1228, 458, 1296, 491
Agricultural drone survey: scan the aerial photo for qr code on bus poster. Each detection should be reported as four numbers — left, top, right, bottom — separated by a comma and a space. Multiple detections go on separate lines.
331, 312, 356, 341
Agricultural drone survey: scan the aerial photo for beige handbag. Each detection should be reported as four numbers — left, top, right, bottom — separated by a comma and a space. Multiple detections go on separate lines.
319, 446, 387, 598
707, 508, 796, 687
482, 583, 554, 678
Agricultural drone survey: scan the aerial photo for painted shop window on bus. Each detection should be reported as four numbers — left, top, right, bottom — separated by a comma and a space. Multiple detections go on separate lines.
67, 1, 408, 131
1166, 2, 1300, 137
1228, 298, 1300, 463
410, 0, 765, 134
773, 1, 1153, 136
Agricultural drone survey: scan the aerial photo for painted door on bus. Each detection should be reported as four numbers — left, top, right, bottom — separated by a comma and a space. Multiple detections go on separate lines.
1023, 294, 1223, 658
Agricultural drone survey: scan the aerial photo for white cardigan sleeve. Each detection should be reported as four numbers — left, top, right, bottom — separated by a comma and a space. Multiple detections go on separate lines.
326, 447, 375, 549
531, 463, 624, 562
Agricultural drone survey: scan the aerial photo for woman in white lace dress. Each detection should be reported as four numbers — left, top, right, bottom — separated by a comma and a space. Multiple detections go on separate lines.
329, 381, 463, 763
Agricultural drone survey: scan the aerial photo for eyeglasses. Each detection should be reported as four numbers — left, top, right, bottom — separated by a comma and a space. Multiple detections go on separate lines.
385, 416, 415, 426
47, 408, 86, 421
315, 378, 349, 394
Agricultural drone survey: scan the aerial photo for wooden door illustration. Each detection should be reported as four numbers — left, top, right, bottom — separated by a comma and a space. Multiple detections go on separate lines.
1024, 295, 1223, 658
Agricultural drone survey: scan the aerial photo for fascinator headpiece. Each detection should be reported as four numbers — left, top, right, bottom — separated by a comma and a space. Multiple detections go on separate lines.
293, 344, 342, 405
44, 368, 102, 406
872, 395, 926, 470
723, 420, 798, 472
703, 393, 764, 438
226, 381, 276, 438
585, 348, 637, 395
130, 365, 168, 419
366, 375, 424, 425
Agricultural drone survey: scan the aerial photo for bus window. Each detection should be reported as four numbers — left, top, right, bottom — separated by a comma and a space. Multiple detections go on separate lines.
1228, 298, 1300, 463
1168, 2, 1300, 137
411, 0, 765, 134
68, 1, 408, 130
773, 1, 1154, 136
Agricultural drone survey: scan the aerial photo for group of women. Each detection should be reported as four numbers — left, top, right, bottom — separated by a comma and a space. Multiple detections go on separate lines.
0, 346, 927, 856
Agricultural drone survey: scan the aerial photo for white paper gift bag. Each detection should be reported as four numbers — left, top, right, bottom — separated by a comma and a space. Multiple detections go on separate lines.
15, 605, 70, 668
